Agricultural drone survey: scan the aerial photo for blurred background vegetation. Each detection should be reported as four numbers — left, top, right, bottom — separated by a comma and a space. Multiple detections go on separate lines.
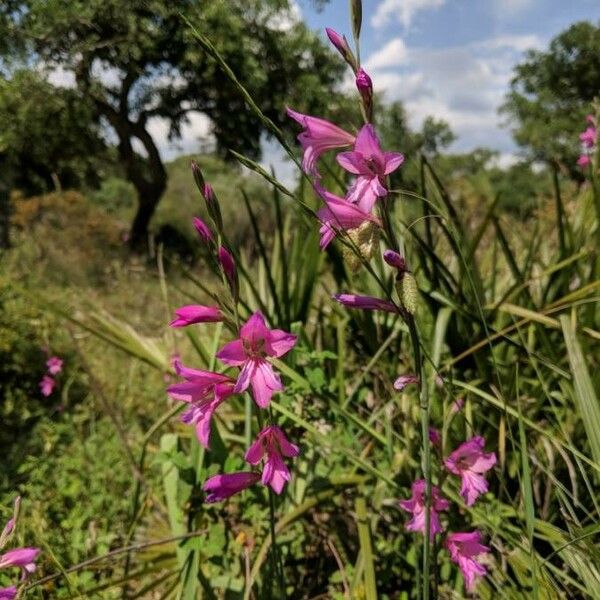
0, 0, 599, 598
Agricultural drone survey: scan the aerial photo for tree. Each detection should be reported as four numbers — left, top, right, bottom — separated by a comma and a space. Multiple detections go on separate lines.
0, 0, 343, 247
501, 21, 600, 180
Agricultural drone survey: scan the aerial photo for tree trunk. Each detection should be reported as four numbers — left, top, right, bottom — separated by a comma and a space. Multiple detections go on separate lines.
129, 183, 165, 250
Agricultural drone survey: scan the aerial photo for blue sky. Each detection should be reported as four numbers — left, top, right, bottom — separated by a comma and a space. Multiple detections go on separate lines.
294, 0, 600, 165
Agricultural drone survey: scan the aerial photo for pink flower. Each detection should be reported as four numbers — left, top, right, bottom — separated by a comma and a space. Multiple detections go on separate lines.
383, 249, 406, 272
216, 312, 296, 408
0, 497, 20, 547
169, 305, 223, 328
399, 479, 449, 539
355, 68, 372, 93
286, 107, 355, 176
333, 293, 397, 313
46, 356, 63, 375
580, 126, 597, 148
429, 427, 441, 446
450, 397, 464, 413
39, 375, 55, 397
578, 154, 591, 167
203, 472, 261, 503
315, 186, 380, 249
337, 124, 404, 210
193, 217, 214, 243
245, 425, 300, 494
444, 436, 497, 506
445, 531, 490, 592
0, 587, 16, 600
393, 375, 418, 391
167, 359, 236, 448
0, 547, 40, 575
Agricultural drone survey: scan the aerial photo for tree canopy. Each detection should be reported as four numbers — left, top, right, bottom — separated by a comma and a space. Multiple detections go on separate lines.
0, 0, 343, 246
501, 21, 600, 179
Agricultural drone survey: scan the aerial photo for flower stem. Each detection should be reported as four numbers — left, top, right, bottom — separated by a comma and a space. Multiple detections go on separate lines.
268, 487, 286, 598
407, 316, 432, 600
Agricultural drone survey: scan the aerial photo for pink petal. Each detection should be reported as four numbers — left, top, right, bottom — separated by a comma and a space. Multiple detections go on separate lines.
354, 124, 384, 163
383, 151, 405, 174
250, 361, 283, 408
245, 434, 266, 465
216, 339, 247, 366
266, 330, 297, 358
234, 360, 256, 394
203, 472, 260, 503
336, 151, 365, 175
240, 312, 270, 345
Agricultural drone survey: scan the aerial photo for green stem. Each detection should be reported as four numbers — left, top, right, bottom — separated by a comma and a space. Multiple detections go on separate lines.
408, 316, 432, 600
268, 487, 286, 598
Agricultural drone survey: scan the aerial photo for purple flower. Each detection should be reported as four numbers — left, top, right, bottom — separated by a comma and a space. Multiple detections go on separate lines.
39, 375, 55, 397
216, 312, 296, 408
245, 426, 300, 494
383, 249, 406, 272
333, 293, 397, 313
0, 587, 16, 600
46, 356, 63, 375
0, 547, 40, 575
429, 427, 441, 446
169, 305, 223, 328
167, 359, 236, 449
315, 186, 380, 249
393, 375, 418, 391
444, 436, 496, 506
336, 124, 404, 210
325, 28, 352, 60
193, 217, 214, 243
399, 479, 449, 539
355, 68, 372, 93
445, 531, 490, 592
286, 107, 355, 176
203, 472, 261, 503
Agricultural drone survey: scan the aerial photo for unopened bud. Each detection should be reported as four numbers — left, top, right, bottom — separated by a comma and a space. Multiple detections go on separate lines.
218, 246, 238, 302
355, 67, 373, 120
191, 162, 223, 233
343, 221, 379, 272
192, 217, 214, 244
383, 249, 406, 272
325, 27, 358, 71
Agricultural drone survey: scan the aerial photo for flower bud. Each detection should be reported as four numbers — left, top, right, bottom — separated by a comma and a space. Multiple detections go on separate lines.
218, 246, 239, 302
192, 217, 214, 244
325, 27, 358, 71
355, 68, 373, 120
383, 249, 406, 272
191, 162, 223, 233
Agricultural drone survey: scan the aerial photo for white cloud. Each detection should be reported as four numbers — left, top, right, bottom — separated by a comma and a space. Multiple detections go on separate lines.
372, 0, 446, 30
475, 34, 543, 52
493, 0, 536, 17
364, 38, 408, 70
148, 112, 213, 161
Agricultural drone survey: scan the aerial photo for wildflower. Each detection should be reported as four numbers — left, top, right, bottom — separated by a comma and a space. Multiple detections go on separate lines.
39, 375, 55, 397
167, 359, 236, 448
337, 124, 404, 210
46, 356, 63, 375
444, 436, 496, 506
445, 531, 490, 592
399, 479, 449, 538
0, 497, 19, 549
0, 587, 16, 600
393, 374, 418, 391
169, 305, 223, 328
0, 547, 40, 575
216, 312, 296, 408
383, 249, 406, 272
580, 124, 596, 148
429, 427, 441, 446
193, 217, 214, 243
577, 154, 591, 167
333, 293, 397, 313
245, 425, 300, 494
315, 186, 380, 249
325, 28, 356, 68
355, 68, 373, 118
203, 472, 261, 503
286, 107, 355, 176
218, 247, 237, 288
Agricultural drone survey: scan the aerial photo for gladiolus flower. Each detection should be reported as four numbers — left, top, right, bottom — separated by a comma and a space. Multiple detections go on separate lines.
203, 472, 261, 503
245, 425, 300, 494
355, 68, 372, 93
218, 247, 236, 286
286, 107, 355, 176
399, 479, 449, 538
383, 249, 406, 272
0, 547, 40, 574
393, 375, 418, 391
216, 312, 296, 408
315, 186, 380, 249
46, 356, 63, 375
580, 126, 596, 148
444, 436, 496, 506
578, 154, 591, 167
169, 305, 223, 328
337, 124, 404, 210
39, 375, 55, 397
167, 359, 236, 449
333, 293, 397, 313
445, 531, 490, 592
193, 217, 214, 243
0, 587, 16, 600
325, 28, 353, 62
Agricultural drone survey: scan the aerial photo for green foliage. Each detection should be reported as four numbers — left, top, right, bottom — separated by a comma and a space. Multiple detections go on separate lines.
501, 21, 600, 177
